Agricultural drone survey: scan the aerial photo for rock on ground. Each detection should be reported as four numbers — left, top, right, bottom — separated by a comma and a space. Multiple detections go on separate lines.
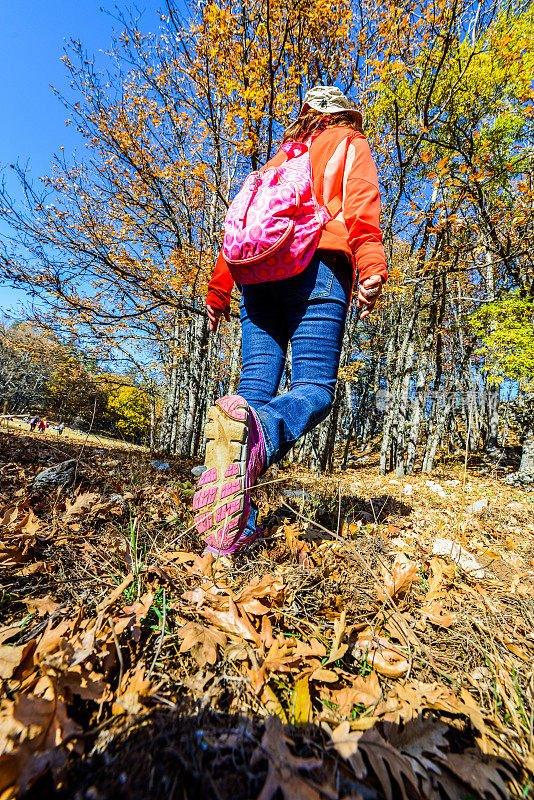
466, 498, 488, 515
282, 489, 310, 502
504, 471, 534, 487
150, 461, 172, 471
432, 538, 485, 579
31, 459, 77, 496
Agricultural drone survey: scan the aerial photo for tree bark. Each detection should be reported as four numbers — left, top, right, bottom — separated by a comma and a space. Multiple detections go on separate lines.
519, 425, 534, 477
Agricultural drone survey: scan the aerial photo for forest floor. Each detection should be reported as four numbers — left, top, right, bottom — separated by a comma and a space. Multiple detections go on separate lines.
1, 427, 533, 800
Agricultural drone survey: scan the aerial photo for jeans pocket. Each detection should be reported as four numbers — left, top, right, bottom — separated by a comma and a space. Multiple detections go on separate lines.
290, 256, 334, 302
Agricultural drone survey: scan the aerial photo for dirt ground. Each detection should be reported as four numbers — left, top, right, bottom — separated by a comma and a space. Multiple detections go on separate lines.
1, 428, 533, 799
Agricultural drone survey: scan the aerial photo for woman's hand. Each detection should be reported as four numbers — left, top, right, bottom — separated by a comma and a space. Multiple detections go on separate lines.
357, 275, 384, 320
207, 304, 231, 333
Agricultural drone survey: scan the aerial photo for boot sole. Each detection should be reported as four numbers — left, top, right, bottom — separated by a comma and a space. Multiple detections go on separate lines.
193, 397, 249, 549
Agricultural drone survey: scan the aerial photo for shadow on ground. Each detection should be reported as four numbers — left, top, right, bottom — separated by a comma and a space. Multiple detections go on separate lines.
24, 703, 518, 800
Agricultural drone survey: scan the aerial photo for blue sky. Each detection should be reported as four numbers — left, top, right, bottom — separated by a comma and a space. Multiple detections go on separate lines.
0, 0, 161, 317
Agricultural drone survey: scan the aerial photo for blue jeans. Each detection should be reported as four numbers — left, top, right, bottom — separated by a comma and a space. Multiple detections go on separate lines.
238, 251, 351, 470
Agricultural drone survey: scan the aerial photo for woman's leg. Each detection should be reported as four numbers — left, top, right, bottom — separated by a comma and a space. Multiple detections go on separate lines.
237, 288, 288, 409
194, 285, 289, 554
250, 253, 350, 466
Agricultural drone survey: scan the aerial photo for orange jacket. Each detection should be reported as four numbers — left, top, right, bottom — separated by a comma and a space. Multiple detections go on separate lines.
206, 126, 388, 311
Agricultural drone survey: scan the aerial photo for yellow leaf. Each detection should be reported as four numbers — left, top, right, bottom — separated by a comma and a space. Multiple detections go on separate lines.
261, 685, 288, 723
290, 676, 312, 724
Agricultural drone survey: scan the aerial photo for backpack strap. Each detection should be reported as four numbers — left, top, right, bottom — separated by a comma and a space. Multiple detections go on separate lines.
276, 136, 344, 219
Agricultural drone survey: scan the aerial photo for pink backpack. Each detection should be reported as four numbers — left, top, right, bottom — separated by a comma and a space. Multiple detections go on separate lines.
222, 138, 341, 284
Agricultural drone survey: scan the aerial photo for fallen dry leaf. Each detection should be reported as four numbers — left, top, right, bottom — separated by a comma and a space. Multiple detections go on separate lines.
261, 685, 288, 723
200, 597, 261, 644
24, 596, 61, 617
376, 553, 419, 601
0, 642, 35, 680
178, 621, 227, 667
64, 492, 100, 521
112, 664, 154, 715
290, 676, 312, 723
426, 557, 455, 603
420, 600, 458, 629
331, 720, 363, 759
113, 592, 154, 641
96, 573, 134, 613
324, 610, 348, 665
251, 716, 325, 800
0, 675, 82, 798
357, 728, 419, 800
332, 672, 382, 715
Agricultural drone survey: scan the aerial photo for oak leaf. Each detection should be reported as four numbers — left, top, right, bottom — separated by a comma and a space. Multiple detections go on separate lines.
331, 721, 364, 763
0, 676, 81, 798
35, 619, 71, 657
291, 638, 327, 659
376, 553, 418, 601
0, 641, 35, 679
261, 685, 288, 723
248, 639, 294, 693
332, 672, 382, 715
112, 664, 153, 715
64, 492, 100, 521
440, 752, 513, 800
385, 715, 449, 778
177, 621, 227, 667
356, 728, 419, 800
426, 557, 455, 602
233, 574, 285, 612
96, 573, 134, 613
420, 600, 458, 629
56, 664, 112, 703
24, 596, 61, 617
252, 716, 325, 800
309, 668, 339, 683
324, 609, 348, 665
200, 597, 261, 644
113, 592, 154, 640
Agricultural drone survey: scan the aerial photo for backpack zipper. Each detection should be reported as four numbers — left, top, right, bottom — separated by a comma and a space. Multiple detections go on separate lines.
240, 173, 262, 226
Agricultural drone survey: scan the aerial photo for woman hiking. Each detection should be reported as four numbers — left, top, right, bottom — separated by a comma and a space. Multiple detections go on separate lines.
193, 86, 388, 557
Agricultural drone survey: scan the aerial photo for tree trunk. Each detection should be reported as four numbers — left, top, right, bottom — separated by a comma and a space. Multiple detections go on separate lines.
158, 316, 181, 454
149, 393, 156, 451
405, 331, 433, 474
227, 319, 242, 395
519, 425, 534, 477
422, 391, 453, 473
179, 311, 209, 458
380, 300, 419, 475
484, 383, 500, 451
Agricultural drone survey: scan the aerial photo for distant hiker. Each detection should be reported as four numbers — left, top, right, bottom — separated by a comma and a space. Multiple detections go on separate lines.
194, 86, 387, 556
58, 422, 65, 435
30, 416, 38, 432
38, 418, 47, 433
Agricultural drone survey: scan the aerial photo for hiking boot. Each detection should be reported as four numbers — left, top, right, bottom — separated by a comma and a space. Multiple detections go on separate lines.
193, 395, 265, 555
203, 501, 263, 556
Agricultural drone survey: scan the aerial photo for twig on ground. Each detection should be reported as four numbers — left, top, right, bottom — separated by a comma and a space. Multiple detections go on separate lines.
148, 587, 166, 678
109, 616, 124, 691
